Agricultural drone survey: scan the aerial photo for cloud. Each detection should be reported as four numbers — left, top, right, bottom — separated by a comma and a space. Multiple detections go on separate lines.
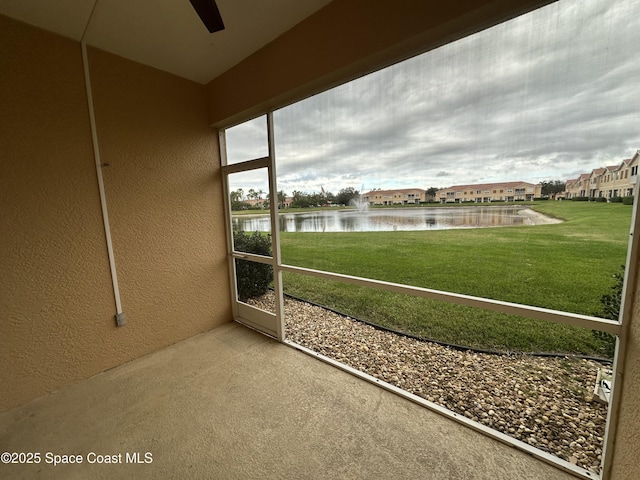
226, 0, 640, 196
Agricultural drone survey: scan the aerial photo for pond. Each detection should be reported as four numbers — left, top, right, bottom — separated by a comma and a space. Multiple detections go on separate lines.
232, 206, 544, 233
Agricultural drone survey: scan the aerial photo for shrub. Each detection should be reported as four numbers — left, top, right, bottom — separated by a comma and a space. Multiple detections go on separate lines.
610, 196, 623, 203
623, 196, 634, 205
572, 196, 589, 201
594, 266, 624, 357
233, 231, 273, 301
595, 197, 607, 202
231, 200, 253, 211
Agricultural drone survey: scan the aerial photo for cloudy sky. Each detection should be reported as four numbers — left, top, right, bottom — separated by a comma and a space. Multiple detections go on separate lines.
225, 0, 639, 196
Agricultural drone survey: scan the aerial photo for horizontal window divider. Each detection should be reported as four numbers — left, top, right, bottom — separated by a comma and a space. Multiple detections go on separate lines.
231, 251, 274, 265
222, 156, 270, 174
279, 264, 620, 335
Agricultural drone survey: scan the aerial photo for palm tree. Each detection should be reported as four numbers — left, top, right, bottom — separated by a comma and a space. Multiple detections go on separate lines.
278, 190, 287, 208
230, 190, 242, 203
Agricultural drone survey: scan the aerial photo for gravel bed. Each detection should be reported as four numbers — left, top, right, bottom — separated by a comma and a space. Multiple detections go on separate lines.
248, 291, 609, 474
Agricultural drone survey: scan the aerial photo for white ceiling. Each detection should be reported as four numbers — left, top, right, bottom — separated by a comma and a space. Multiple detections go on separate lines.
0, 0, 332, 84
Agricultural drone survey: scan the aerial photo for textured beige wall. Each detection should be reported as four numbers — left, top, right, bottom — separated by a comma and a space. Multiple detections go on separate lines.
87, 46, 231, 357
0, 16, 230, 411
0, 15, 114, 410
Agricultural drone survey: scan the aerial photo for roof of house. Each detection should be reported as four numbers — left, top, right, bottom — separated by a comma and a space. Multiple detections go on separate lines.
438, 181, 538, 193
363, 188, 426, 196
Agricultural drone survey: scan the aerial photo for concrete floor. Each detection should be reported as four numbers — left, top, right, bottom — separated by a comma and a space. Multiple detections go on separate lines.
0, 322, 578, 480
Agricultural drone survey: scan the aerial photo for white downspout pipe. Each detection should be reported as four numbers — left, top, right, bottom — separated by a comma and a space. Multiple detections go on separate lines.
81, 2, 125, 326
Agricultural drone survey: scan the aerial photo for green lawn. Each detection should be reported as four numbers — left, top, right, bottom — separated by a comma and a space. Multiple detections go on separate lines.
279, 201, 633, 357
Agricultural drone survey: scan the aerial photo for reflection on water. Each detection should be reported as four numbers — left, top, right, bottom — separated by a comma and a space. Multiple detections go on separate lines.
233, 206, 535, 233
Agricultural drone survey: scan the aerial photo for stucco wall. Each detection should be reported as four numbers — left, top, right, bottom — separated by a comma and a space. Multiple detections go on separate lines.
87, 46, 231, 357
0, 16, 230, 411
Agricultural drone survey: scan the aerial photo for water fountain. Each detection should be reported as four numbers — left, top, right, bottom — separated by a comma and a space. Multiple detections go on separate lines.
349, 187, 369, 212
349, 196, 369, 212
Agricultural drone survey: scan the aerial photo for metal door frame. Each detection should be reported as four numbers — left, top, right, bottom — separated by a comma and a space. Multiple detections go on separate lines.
220, 113, 285, 340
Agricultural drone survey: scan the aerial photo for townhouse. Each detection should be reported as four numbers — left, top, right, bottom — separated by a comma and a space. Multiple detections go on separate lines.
565, 173, 591, 199
362, 188, 430, 205
436, 181, 541, 203
564, 151, 639, 199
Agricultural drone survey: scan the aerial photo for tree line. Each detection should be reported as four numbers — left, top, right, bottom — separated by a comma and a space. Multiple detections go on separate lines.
230, 187, 362, 210
540, 180, 566, 196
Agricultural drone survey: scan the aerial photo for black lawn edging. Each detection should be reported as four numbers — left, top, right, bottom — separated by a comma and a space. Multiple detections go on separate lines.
279, 290, 613, 365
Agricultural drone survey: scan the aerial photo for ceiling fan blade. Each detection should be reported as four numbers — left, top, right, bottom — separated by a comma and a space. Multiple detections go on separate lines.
189, 0, 225, 33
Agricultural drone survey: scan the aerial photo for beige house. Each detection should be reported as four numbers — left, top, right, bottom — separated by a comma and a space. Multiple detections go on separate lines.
588, 168, 607, 198
2, 2, 640, 480
564, 152, 639, 199
564, 173, 591, 199
362, 188, 428, 205
437, 181, 541, 203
